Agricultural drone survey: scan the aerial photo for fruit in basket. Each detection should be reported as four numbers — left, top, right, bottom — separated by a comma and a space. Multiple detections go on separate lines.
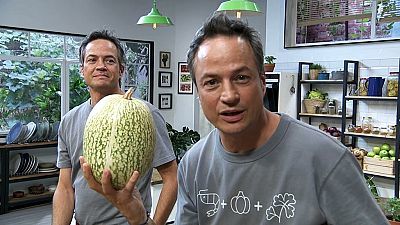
389, 149, 396, 157
372, 146, 381, 155
83, 88, 156, 190
367, 151, 376, 157
381, 143, 391, 151
382, 156, 390, 160
374, 155, 381, 159
379, 150, 389, 158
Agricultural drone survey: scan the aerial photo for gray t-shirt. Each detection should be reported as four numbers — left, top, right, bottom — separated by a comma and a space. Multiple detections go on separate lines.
57, 99, 176, 225
176, 113, 388, 225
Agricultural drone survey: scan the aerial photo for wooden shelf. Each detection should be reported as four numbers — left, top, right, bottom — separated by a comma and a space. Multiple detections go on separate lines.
0, 141, 57, 150
300, 79, 355, 84
9, 172, 59, 183
8, 191, 54, 205
364, 171, 395, 179
344, 131, 396, 139
299, 113, 352, 118
345, 96, 398, 101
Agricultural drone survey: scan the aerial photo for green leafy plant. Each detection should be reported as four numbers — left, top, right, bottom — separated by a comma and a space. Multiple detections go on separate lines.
386, 198, 400, 221
264, 55, 276, 64
310, 63, 323, 70
305, 89, 328, 100
166, 122, 200, 163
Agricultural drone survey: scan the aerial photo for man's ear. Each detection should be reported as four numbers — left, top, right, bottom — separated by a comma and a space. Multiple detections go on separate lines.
79, 64, 84, 77
120, 65, 125, 77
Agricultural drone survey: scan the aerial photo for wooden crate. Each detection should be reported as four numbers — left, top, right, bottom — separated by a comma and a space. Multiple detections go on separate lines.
363, 156, 394, 175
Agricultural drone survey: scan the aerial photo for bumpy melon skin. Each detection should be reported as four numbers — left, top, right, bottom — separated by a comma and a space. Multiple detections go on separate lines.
83, 94, 155, 190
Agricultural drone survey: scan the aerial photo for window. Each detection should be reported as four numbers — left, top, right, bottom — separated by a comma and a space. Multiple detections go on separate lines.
0, 28, 153, 131
285, 0, 400, 47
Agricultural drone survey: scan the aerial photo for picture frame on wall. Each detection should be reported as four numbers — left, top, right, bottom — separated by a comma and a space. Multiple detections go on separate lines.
158, 93, 172, 109
160, 51, 171, 68
177, 62, 193, 94
158, 71, 172, 87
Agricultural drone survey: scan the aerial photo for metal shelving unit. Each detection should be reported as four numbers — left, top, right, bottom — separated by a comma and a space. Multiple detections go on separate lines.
297, 61, 356, 126
0, 141, 58, 214
341, 59, 400, 197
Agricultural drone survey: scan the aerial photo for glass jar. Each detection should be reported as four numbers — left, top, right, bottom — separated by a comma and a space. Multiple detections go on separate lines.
380, 127, 389, 136
362, 116, 373, 131
372, 127, 380, 135
388, 125, 396, 136
387, 72, 399, 97
355, 126, 363, 133
347, 124, 355, 132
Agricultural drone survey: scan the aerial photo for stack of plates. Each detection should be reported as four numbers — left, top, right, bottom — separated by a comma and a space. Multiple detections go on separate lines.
9, 153, 39, 176
38, 162, 59, 173
0, 130, 8, 144
5, 120, 60, 144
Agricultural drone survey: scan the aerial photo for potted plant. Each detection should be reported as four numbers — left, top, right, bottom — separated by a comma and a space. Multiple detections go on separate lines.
309, 63, 323, 80
366, 176, 400, 224
166, 122, 200, 163
264, 55, 276, 72
303, 89, 328, 114
386, 198, 400, 224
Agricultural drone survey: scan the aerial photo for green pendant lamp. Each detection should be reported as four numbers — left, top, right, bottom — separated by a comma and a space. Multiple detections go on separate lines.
137, 0, 173, 29
217, 0, 261, 18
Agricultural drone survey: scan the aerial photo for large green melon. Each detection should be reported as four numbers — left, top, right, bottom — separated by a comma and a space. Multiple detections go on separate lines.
83, 88, 155, 190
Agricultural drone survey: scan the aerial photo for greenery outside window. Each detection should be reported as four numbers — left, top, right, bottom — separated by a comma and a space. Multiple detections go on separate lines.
0, 28, 153, 132
285, 0, 400, 47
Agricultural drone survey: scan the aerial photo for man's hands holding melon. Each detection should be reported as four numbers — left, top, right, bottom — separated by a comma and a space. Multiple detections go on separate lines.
80, 156, 150, 225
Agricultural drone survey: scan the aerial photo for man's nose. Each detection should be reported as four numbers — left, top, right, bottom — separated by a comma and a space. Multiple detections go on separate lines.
220, 83, 239, 104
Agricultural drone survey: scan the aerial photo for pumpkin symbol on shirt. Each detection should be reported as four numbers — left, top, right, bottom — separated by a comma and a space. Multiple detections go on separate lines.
230, 191, 250, 214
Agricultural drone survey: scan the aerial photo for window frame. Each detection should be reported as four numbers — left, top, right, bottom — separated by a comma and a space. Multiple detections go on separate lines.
284, 0, 400, 48
0, 26, 154, 121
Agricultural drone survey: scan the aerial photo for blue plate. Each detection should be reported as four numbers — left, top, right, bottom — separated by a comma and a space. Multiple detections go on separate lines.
6, 122, 22, 144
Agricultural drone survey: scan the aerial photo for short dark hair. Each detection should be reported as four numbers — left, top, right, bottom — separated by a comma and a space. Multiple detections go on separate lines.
79, 30, 126, 67
187, 13, 264, 86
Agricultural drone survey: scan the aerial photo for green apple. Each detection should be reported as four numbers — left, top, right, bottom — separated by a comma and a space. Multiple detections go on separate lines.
367, 151, 376, 157
372, 146, 381, 155
391, 157, 396, 160
379, 150, 389, 158
389, 149, 395, 157
374, 155, 381, 159
381, 156, 390, 160
381, 143, 391, 151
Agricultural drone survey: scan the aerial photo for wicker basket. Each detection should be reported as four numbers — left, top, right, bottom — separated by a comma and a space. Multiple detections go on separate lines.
303, 99, 326, 113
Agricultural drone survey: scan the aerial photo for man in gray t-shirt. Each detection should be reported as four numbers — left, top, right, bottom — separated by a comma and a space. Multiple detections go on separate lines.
52, 30, 177, 225
174, 13, 388, 225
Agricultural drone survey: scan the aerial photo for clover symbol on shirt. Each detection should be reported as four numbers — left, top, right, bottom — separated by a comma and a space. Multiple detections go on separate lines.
266, 193, 296, 223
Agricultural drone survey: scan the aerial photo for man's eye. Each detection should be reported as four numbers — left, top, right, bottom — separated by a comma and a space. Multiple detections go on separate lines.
86, 58, 96, 63
105, 59, 116, 64
235, 75, 250, 83
204, 79, 218, 88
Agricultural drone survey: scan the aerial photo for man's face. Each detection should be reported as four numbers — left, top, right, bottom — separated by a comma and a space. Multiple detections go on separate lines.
80, 39, 123, 94
194, 35, 266, 136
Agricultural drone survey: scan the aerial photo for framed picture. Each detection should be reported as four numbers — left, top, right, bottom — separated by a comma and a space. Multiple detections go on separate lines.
158, 93, 172, 109
158, 71, 172, 87
160, 51, 171, 68
178, 62, 193, 94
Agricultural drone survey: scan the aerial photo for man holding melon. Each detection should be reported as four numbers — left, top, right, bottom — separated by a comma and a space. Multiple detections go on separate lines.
80, 14, 388, 225
53, 30, 178, 225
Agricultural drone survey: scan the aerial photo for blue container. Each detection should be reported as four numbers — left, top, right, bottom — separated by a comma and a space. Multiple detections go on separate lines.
318, 72, 329, 80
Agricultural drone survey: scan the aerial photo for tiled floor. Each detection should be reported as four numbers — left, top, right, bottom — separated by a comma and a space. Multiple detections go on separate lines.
0, 203, 174, 225
0, 204, 54, 225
